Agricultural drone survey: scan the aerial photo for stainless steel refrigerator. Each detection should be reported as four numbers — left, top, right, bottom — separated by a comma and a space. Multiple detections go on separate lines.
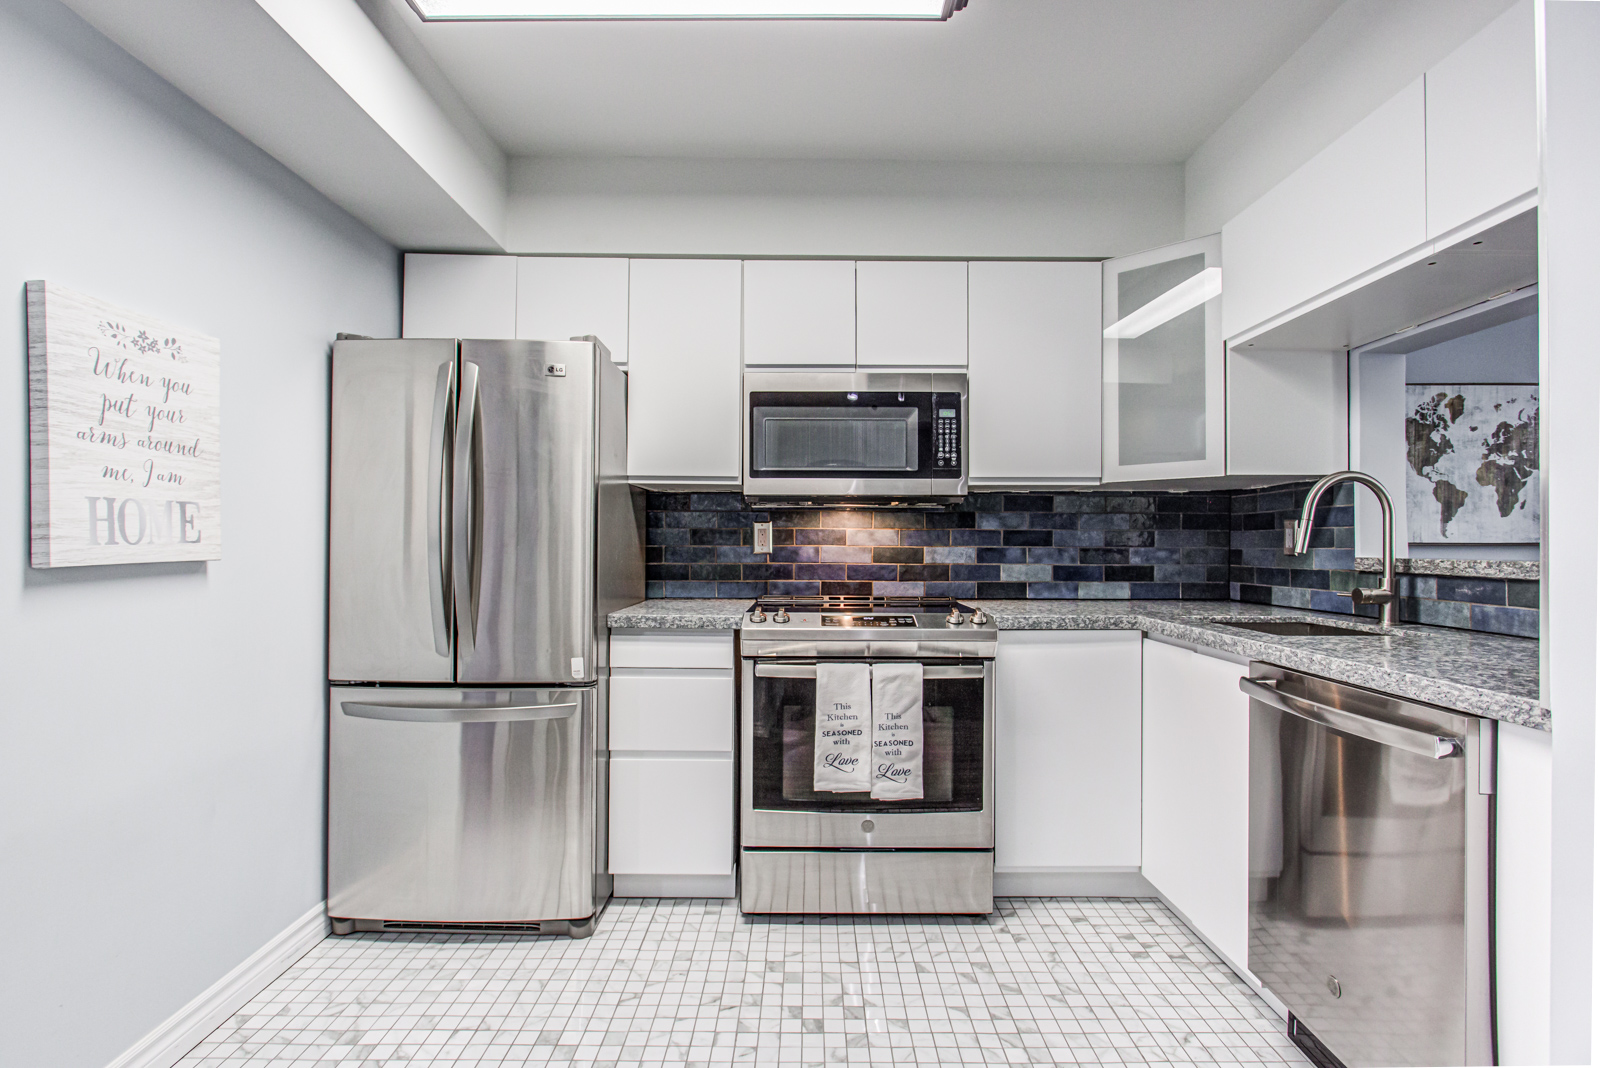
326, 337, 641, 937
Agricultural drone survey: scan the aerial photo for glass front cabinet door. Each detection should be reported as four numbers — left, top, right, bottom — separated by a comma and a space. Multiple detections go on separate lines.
1101, 234, 1225, 482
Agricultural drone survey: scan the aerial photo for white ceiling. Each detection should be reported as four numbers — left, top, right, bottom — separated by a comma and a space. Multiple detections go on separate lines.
389, 0, 1343, 163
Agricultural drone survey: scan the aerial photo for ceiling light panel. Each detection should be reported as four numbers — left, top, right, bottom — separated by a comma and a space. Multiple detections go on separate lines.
406, 0, 961, 19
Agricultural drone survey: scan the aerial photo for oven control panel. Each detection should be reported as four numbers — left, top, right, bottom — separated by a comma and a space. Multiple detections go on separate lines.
820, 615, 917, 627
934, 402, 961, 470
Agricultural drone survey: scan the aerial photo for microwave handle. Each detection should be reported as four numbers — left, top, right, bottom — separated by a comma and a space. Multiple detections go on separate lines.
754, 662, 984, 680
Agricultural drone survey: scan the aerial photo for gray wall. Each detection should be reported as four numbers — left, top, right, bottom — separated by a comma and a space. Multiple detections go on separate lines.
1405, 312, 1538, 384
0, 3, 398, 1066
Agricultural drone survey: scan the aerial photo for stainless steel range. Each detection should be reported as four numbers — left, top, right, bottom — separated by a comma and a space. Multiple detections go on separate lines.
739, 595, 997, 915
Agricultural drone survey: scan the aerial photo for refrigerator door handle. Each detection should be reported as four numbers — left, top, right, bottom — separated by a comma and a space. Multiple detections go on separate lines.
426, 359, 455, 657
453, 359, 483, 659
340, 699, 579, 723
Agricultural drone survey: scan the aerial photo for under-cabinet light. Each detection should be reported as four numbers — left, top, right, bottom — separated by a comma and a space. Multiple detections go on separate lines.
407, 0, 964, 19
1103, 267, 1222, 340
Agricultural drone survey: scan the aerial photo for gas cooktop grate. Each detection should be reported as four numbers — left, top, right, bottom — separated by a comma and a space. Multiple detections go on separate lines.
749, 595, 973, 613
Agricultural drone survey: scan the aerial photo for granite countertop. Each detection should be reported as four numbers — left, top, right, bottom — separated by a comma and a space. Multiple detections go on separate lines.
1354, 556, 1540, 580
606, 598, 1545, 730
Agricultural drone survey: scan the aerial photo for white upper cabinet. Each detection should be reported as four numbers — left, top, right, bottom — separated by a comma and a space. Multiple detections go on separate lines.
1226, 349, 1349, 478
1101, 235, 1225, 482
516, 257, 630, 365
1425, 0, 1537, 239
401, 253, 517, 339
856, 260, 968, 368
626, 259, 743, 485
743, 260, 856, 368
1222, 79, 1427, 341
968, 261, 1101, 486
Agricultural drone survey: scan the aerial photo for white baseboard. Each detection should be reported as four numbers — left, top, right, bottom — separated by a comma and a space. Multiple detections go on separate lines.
994, 869, 1158, 897
614, 873, 737, 898
107, 902, 328, 1068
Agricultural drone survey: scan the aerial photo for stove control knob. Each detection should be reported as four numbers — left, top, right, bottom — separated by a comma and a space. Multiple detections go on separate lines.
946, 607, 965, 626
773, 608, 790, 624
749, 608, 767, 623
861, 819, 875, 833
970, 608, 990, 625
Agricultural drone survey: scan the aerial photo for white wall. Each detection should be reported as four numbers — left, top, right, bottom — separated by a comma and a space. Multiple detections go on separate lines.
506, 156, 1184, 258
1404, 312, 1538, 383
0, 3, 397, 1067
1540, 2, 1600, 1059
1184, 0, 1517, 238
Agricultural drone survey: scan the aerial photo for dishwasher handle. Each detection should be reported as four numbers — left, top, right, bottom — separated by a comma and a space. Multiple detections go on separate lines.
1240, 677, 1461, 759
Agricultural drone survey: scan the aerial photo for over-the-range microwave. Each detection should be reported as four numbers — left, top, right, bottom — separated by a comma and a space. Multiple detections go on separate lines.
742, 372, 967, 499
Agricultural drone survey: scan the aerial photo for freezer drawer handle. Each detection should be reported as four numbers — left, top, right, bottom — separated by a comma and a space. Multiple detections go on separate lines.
1240, 678, 1461, 759
340, 700, 578, 723
754, 662, 984, 679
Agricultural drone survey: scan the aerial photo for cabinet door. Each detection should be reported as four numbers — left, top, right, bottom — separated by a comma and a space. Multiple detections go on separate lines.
1226, 349, 1348, 477
1142, 639, 1249, 968
1426, 1, 1536, 240
1495, 720, 1551, 1066
994, 631, 1141, 870
626, 259, 743, 484
609, 756, 734, 875
968, 261, 1101, 487
743, 260, 855, 368
856, 260, 967, 368
1101, 235, 1225, 482
516, 257, 630, 365
1222, 79, 1427, 341
402, 253, 516, 339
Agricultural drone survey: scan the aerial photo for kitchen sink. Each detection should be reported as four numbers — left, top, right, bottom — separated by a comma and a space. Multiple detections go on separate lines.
1211, 619, 1387, 637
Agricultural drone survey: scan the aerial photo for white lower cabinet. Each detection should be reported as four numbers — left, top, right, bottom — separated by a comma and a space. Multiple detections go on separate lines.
994, 631, 1142, 882
1141, 637, 1250, 969
607, 632, 737, 895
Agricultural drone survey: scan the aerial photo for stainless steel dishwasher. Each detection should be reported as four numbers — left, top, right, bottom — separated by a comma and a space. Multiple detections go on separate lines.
1243, 665, 1494, 1068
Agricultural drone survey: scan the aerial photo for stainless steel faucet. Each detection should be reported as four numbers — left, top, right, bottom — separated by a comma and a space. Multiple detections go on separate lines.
1284, 470, 1396, 628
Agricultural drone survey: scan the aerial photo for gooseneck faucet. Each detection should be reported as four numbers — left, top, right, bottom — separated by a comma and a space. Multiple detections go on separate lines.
1285, 470, 1396, 628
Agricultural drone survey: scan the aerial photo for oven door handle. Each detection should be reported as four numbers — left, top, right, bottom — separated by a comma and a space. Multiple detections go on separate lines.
754, 662, 984, 679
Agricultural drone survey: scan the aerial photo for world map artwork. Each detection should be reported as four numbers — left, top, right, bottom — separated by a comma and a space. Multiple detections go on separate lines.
1405, 385, 1539, 543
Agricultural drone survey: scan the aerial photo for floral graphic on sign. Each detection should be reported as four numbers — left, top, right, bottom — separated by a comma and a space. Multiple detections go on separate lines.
99, 320, 185, 362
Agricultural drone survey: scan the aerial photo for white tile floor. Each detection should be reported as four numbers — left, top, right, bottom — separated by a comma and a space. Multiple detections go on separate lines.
179, 898, 1310, 1067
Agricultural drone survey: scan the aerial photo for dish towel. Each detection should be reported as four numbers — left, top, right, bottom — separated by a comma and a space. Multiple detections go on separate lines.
870, 662, 925, 800
813, 662, 872, 792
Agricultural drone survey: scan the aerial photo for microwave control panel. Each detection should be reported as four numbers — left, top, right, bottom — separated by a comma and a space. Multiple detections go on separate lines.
934, 397, 962, 471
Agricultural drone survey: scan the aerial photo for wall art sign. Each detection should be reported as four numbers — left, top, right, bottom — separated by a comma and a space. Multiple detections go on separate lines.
27, 281, 221, 567
1405, 383, 1538, 543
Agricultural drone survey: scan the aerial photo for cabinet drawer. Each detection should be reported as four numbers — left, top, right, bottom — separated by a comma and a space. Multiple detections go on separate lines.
609, 756, 734, 875
611, 632, 734, 669
610, 674, 734, 752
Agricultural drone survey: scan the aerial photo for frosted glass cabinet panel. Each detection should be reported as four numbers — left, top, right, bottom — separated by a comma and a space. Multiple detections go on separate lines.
1101, 235, 1225, 482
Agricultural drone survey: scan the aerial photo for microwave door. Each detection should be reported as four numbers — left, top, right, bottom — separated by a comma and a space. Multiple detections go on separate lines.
328, 338, 458, 684
456, 340, 599, 686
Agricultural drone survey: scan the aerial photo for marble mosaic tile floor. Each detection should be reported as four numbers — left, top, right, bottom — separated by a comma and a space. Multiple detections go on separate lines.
179, 898, 1309, 1067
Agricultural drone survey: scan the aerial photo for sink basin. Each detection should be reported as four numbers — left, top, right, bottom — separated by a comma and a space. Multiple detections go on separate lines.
1212, 619, 1386, 637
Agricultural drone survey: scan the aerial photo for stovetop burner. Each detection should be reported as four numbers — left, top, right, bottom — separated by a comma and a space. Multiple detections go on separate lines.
744, 594, 992, 633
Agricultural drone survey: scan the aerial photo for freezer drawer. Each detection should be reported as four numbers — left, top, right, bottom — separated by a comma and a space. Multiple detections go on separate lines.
328, 685, 605, 927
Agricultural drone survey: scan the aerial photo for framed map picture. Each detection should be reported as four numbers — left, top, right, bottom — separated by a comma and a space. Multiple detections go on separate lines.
1405, 384, 1537, 543
27, 281, 222, 567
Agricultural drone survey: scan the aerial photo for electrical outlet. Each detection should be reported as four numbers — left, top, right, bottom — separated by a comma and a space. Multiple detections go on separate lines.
753, 521, 773, 555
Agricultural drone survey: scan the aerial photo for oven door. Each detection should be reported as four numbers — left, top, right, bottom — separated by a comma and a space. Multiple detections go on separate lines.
741, 658, 993, 849
743, 372, 967, 497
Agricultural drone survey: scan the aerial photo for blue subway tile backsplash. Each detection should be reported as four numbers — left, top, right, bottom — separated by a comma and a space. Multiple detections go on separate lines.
642, 487, 1538, 640
644, 490, 1231, 602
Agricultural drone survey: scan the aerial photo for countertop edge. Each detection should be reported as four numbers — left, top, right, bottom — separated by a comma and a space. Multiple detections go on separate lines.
604, 599, 1547, 731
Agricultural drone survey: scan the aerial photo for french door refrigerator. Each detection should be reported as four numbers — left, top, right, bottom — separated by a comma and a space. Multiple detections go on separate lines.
326, 337, 642, 937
